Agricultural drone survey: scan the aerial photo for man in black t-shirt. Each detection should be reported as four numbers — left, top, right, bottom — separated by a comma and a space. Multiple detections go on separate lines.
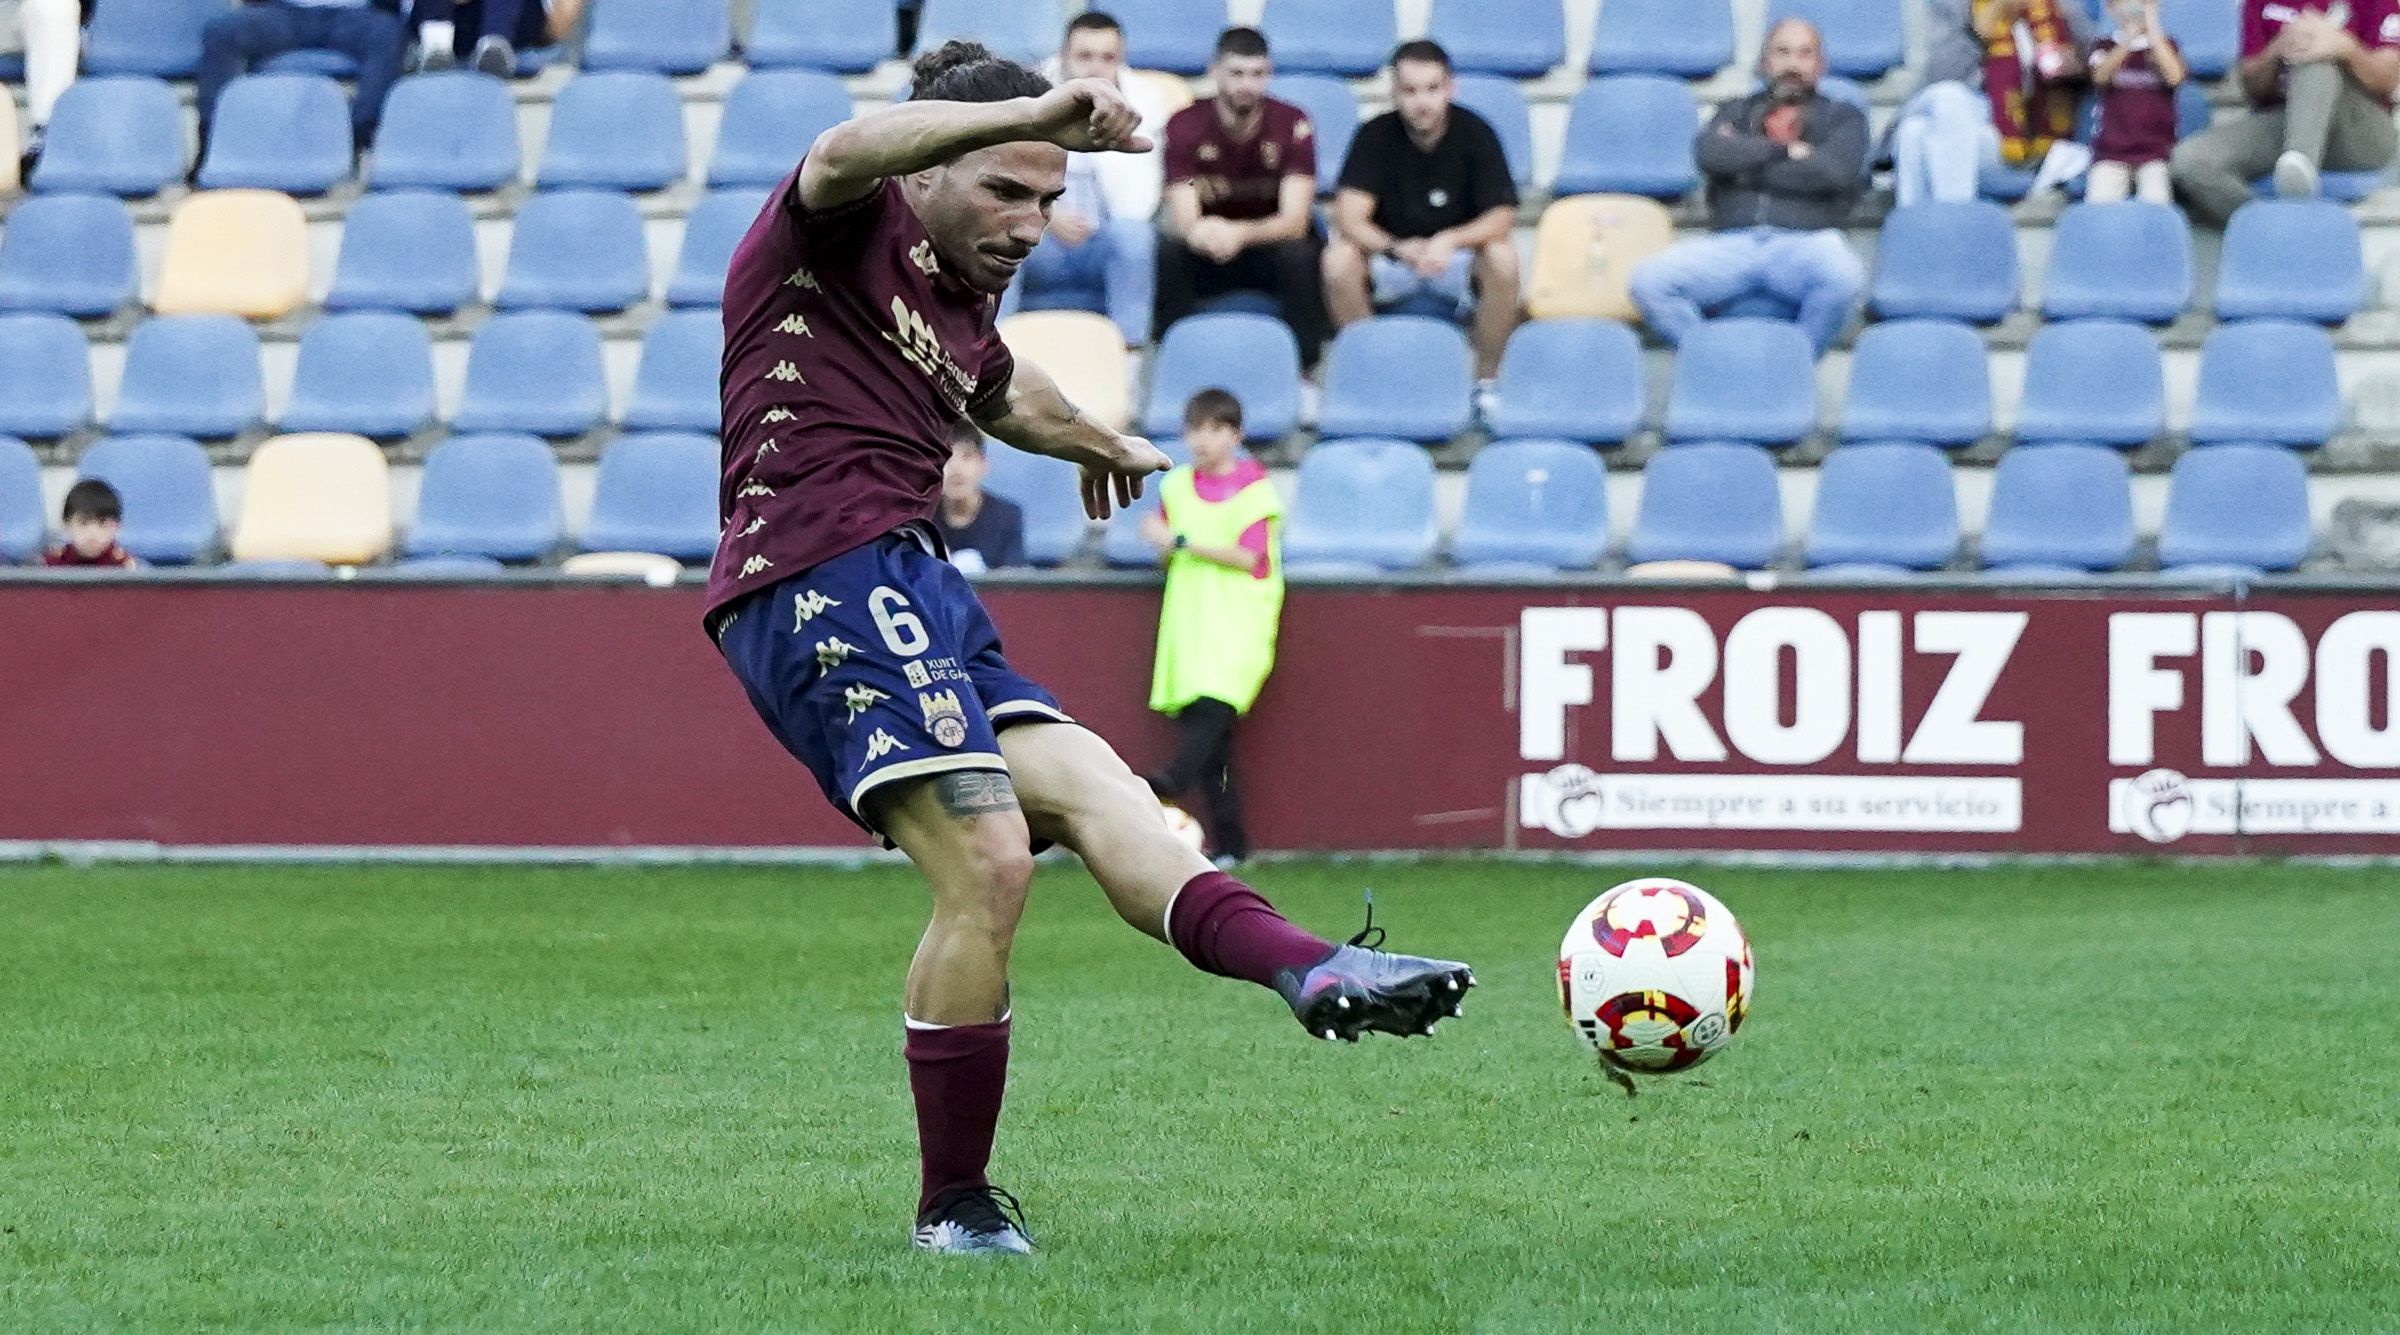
1323, 39, 1520, 380
935, 424, 1028, 575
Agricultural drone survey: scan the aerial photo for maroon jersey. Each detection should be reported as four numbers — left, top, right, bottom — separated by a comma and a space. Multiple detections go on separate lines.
707, 174, 1017, 619
2243, 0, 2400, 107
2092, 37, 2182, 164
1162, 96, 1317, 221
43, 543, 135, 568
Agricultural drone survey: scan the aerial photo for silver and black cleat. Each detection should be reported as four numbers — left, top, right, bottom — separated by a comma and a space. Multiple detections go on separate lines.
1274, 893, 1474, 1042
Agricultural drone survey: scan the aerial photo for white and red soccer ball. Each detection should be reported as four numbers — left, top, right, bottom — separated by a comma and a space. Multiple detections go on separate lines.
1558, 878, 1755, 1074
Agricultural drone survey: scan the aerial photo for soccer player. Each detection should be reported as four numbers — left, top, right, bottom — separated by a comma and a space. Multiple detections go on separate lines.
706, 41, 1474, 1257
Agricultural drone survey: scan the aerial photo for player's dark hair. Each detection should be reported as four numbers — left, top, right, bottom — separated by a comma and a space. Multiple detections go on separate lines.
1214, 26, 1270, 62
1066, 11, 1122, 41
948, 418, 986, 454
1183, 388, 1244, 433
910, 40, 1052, 103
1391, 39, 1451, 73
61, 478, 123, 523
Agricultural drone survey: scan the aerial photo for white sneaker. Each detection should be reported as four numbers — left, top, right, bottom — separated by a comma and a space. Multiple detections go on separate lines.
2274, 150, 2321, 200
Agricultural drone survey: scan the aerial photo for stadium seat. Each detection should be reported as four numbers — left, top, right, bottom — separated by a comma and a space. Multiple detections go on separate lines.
367, 72, 520, 193
1768, 0, 1904, 78
230, 433, 393, 565
1259, 0, 1394, 76
2157, 443, 2313, 572
1663, 318, 1818, 445
0, 315, 93, 439
1097, 440, 1195, 566
1265, 75, 1357, 196
1554, 77, 1700, 200
0, 193, 136, 318
1427, 0, 1565, 76
710, 70, 854, 189
325, 190, 482, 315
623, 310, 723, 434
747, 0, 897, 72
0, 85, 17, 193
2160, 0, 2238, 77
29, 77, 186, 196
452, 311, 609, 437
1625, 441, 1783, 569
278, 311, 438, 439
109, 316, 263, 438
1125, 68, 1196, 118
1525, 194, 1675, 322
1978, 442, 2134, 571
1101, 0, 1224, 74
1805, 441, 1958, 569
496, 190, 653, 313
1281, 438, 1440, 571
2213, 199, 2366, 324
76, 433, 217, 564
1838, 319, 1993, 447
258, 50, 358, 78
581, 0, 731, 74
2187, 320, 2341, 448
406, 433, 564, 562
999, 312, 1132, 431
83, 0, 217, 77
1588, 0, 1734, 77
1451, 439, 1609, 571
0, 436, 46, 563
388, 554, 507, 577
1142, 313, 1302, 441
195, 74, 352, 194
1316, 316, 1475, 442
915, 0, 1064, 65
2014, 319, 2164, 447
669, 188, 771, 307
2042, 202, 2192, 324
1451, 76, 1533, 190
1869, 202, 2019, 324
1485, 319, 1644, 445
581, 432, 720, 560
537, 72, 688, 192
152, 190, 312, 320
981, 443, 1089, 566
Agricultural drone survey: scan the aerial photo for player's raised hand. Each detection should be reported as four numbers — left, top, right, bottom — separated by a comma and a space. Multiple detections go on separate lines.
1078, 433, 1172, 520
1032, 78, 1154, 154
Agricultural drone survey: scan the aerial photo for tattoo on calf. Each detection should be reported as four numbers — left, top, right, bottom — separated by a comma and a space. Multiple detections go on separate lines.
937, 771, 1020, 818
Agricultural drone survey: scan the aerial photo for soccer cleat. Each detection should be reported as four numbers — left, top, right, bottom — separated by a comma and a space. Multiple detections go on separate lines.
912, 1185, 1036, 1256
1274, 895, 1474, 1043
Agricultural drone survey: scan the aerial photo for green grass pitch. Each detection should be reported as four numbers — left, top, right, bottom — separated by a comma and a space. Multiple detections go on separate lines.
3, 859, 2396, 1332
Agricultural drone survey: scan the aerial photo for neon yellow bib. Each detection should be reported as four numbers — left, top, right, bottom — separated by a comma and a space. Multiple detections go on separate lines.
1148, 465, 1284, 716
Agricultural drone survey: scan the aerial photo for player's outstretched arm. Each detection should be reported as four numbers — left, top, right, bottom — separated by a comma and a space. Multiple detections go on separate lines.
973, 360, 1171, 521
798, 78, 1155, 211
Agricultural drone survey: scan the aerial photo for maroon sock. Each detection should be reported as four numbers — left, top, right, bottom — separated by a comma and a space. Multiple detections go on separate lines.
903, 1016, 1010, 1217
1166, 871, 1337, 989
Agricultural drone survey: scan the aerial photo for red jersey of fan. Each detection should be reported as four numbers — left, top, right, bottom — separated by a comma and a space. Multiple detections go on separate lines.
43, 543, 136, 568
1162, 96, 1317, 221
2092, 36, 2183, 164
2242, 0, 2400, 107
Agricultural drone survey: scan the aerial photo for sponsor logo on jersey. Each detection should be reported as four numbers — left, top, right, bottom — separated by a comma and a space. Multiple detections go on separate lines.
909, 240, 941, 276
761, 407, 795, 424
775, 314, 813, 337
815, 637, 859, 669
863, 729, 910, 763
844, 683, 890, 723
1293, 118, 1312, 140
737, 480, 775, 499
882, 296, 981, 410
738, 555, 774, 578
919, 689, 968, 748
903, 660, 933, 689
1260, 140, 1280, 171
792, 589, 842, 628
765, 361, 804, 383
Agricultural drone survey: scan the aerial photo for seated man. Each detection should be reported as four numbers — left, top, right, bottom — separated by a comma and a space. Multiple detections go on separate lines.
1628, 18, 1867, 356
1156, 26, 1329, 366
407, 0, 587, 77
1324, 39, 1519, 381
198, 0, 407, 153
934, 424, 1027, 576
2170, 0, 2400, 226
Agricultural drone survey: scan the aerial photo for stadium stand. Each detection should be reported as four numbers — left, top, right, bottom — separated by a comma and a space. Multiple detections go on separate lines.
580, 0, 731, 75
2040, 201, 2193, 325
669, 188, 772, 307
982, 444, 1088, 566
0, 192, 135, 317
29, 76, 186, 196
1839, 319, 1994, 447
1142, 313, 1302, 442
916, 0, 1065, 65
153, 190, 313, 320
324, 190, 482, 315
1804, 442, 1961, 570
745, 0, 898, 73
1663, 318, 1819, 446
623, 310, 724, 435
109, 315, 264, 439
1554, 77, 1700, 200
2012, 320, 2166, 448
999, 312, 1133, 432
1427, 0, 1566, 78
1625, 442, 1784, 570
536, 71, 687, 191
0, 314, 93, 440
388, 555, 508, 577
229, 434, 394, 566
366, 72, 521, 193
1978, 443, 2137, 573
83, 0, 215, 79
1316, 316, 1475, 443
495, 189, 654, 313
2156, 445, 2315, 573
1525, 195, 1674, 322
405, 434, 564, 563
1587, 0, 1734, 77
1868, 201, 2020, 325
76, 434, 218, 565
580, 433, 719, 561
1280, 438, 1440, 571
1767, 0, 1905, 78
1451, 75, 1533, 191
1264, 74, 1356, 197
559, 550, 682, 579
1485, 318, 1644, 446
2159, 0, 2239, 79
1259, 0, 1395, 77
0, 436, 47, 563
710, 70, 854, 190
2187, 321, 2343, 449
1450, 439, 1610, 571
1106, 0, 1225, 75
195, 73, 352, 195
451, 311, 610, 437
279, 312, 440, 440
2211, 199, 2368, 324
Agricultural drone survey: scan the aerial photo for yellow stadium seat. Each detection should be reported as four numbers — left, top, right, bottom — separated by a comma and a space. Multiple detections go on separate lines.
561, 551, 685, 583
999, 310, 1132, 431
153, 190, 311, 319
0, 94, 19, 194
1125, 69, 1195, 116
231, 433, 393, 564
1623, 560, 1740, 581
1527, 194, 1675, 322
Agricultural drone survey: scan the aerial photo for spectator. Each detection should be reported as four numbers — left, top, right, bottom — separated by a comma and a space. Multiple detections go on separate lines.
1890, 0, 2097, 205
1157, 27, 1330, 366
1323, 39, 1519, 382
1141, 388, 1282, 868
2171, 0, 2400, 226
407, 0, 587, 77
1627, 19, 1867, 356
1, 0, 89, 178
198, 0, 407, 155
2087, 0, 2187, 203
934, 424, 1027, 576
43, 479, 137, 569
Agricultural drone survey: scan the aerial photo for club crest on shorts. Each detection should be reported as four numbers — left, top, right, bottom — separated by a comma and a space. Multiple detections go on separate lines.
919, 689, 968, 748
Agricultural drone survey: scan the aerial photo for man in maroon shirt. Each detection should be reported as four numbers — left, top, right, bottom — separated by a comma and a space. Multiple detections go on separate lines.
708, 40, 1472, 1258
2170, 0, 2400, 225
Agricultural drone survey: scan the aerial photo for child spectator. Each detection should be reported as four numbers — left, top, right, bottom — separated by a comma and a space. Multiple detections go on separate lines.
2088, 0, 2188, 202
934, 421, 1028, 575
44, 478, 137, 568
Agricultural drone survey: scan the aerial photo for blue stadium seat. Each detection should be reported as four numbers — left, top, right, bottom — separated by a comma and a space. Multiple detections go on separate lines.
1486, 319, 1643, 445
2214, 199, 2366, 324
1282, 438, 1440, 571
2014, 320, 2163, 447
452, 311, 609, 437
0, 315, 93, 439
1451, 76, 1533, 190
367, 72, 520, 193
1839, 319, 1992, 447
1979, 443, 2134, 571
1554, 77, 1700, 199
582, 0, 731, 74
2042, 201, 2191, 324
669, 188, 771, 307
0, 193, 137, 318
325, 190, 481, 315
496, 190, 653, 313
1266, 75, 1357, 196
1625, 441, 1782, 568
1316, 316, 1474, 442
915, 0, 1064, 65
711, 70, 853, 189
747, 0, 897, 72
407, 433, 564, 562
581, 432, 721, 559
195, 74, 353, 194
388, 554, 508, 577
2157, 443, 2312, 572
83, 0, 217, 78
624, 310, 723, 433
2187, 320, 2340, 449
0, 436, 45, 563
2160, 0, 2238, 77
1451, 439, 1609, 570
1097, 444, 1195, 566
1259, 0, 1395, 76
1428, 0, 1565, 76
1142, 313, 1302, 441
1664, 318, 1818, 445
29, 77, 186, 196
1104, 0, 1226, 74
279, 312, 438, 439
981, 443, 1088, 566
537, 72, 688, 191
109, 316, 263, 438
1768, 0, 1905, 78
1587, 0, 1733, 77
75, 433, 217, 564
1805, 441, 1958, 569
1869, 201, 2019, 324
259, 50, 358, 78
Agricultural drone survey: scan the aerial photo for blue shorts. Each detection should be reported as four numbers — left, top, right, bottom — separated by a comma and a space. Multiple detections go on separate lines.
714, 531, 1071, 835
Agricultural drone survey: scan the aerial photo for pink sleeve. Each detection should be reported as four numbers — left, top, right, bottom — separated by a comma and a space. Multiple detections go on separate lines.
2366, 0, 2400, 49
2240, 1, 2272, 57
1238, 519, 1272, 579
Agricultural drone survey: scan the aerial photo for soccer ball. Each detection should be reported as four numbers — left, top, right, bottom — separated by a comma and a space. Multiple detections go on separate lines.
1557, 878, 1755, 1074
1161, 803, 1206, 854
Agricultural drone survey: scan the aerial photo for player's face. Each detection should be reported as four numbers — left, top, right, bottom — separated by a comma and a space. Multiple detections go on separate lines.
1213, 53, 1271, 118
66, 514, 120, 559
1062, 27, 1125, 82
1392, 59, 1453, 138
921, 141, 1068, 293
1186, 421, 1240, 471
943, 443, 987, 501
1760, 22, 1823, 98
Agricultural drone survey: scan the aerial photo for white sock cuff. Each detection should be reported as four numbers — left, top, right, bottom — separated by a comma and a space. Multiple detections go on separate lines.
903, 1012, 1011, 1030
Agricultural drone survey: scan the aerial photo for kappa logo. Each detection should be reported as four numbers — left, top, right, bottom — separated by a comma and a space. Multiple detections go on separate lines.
863, 729, 910, 763
755, 439, 780, 455
739, 555, 774, 577
815, 637, 860, 668
739, 517, 766, 537
737, 480, 775, 499
761, 407, 795, 424
919, 689, 968, 748
765, 360, 804, 383
792, 589, 842, 628
785, 267, 820, 291
908, 239, 940, 275
903, 660, 932, 689
775, 314, 813, 337
843, 683, 889, 723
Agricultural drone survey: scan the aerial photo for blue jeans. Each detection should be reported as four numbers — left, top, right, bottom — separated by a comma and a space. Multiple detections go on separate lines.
1891, 81, 2002, 206
1628, 226, 1865, 356
998, 217, 1155, 344
198, 2, 406, 148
